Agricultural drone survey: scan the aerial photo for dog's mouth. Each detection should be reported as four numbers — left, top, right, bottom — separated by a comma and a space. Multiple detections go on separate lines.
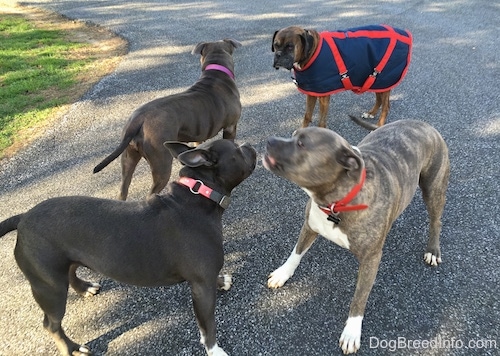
262, 153, 278, 171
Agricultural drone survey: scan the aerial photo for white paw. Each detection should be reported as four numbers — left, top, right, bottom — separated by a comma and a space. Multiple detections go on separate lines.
74, 345, 91, 355
361, 112, 375, 119
267, 265, 294, 289
220, 274, 232, 291
206, 343, 228, 356
83, 283, 101, 297
424, 252, 442, 266
339, 316, 363, 354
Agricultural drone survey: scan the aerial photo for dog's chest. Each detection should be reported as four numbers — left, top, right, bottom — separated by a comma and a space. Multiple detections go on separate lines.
308, 202, 350, 250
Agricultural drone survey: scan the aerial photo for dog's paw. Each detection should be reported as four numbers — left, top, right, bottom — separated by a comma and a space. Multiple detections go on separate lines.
218, 274, 232, 291
206, 343, 228, 356
361, 112, 375, 120
72, 344, 91, 355
83, 282, 101, 297
267, 265, 293, 289
424, 252, 442, 266
339, 316, 363, 354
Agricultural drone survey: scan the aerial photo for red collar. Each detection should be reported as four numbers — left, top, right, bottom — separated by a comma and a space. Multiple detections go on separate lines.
318, 169, 368, 218
205, 64, 235, 80
178, 177, 230, 209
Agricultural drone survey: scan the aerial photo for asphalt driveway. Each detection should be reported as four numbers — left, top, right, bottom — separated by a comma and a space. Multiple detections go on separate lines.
0, 1, 498, 355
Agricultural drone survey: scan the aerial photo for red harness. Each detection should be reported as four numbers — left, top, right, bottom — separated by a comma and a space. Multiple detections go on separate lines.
318, 169, 368, 223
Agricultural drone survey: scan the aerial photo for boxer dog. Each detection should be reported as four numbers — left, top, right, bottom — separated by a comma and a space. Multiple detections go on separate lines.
0, 139, 256, 356
94, 39, 242, 200
272, 25, 412, 130
263, 119, 449, 354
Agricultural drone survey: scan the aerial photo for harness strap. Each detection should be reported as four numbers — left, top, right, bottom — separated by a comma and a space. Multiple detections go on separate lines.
323, 25, 406, 94
322, 35, 354, 91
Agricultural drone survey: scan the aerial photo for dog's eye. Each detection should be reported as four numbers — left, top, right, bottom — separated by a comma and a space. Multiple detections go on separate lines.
297, 140, 305, 148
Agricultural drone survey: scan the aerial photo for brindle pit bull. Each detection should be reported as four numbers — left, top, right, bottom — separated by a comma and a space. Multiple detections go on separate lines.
263, 119, 449, 354
0, 139, 257, 356
94, 39, 242, 200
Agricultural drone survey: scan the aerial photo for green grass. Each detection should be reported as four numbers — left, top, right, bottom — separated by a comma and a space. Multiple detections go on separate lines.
0, 14, 91, 155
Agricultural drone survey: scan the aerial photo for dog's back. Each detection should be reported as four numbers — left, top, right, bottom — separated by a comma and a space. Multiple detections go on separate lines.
358, 120, 449, 217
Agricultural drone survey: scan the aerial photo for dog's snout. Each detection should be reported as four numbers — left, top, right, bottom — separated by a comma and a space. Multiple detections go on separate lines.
266, 136, 279, 148
267, 136, 292, 148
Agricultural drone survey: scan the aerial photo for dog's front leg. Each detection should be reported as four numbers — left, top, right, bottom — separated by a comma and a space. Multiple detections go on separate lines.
317, 95, 331, 128
303, 95, 318, 127
339, 250, 383, 354
190, 281, 227, 356
268, 222, 318, 288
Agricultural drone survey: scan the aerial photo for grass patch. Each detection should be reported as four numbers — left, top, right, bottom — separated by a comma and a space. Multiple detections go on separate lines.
0, 15, 87, 151
0, 5, 127, 158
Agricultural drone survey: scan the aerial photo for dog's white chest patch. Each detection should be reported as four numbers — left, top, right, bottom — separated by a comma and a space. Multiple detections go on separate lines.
306, 196, 350, 250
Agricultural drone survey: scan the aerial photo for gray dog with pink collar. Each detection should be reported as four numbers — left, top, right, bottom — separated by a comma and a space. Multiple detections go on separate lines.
0, 139, 257, 356
94, 39, 242, 200
263, 119, 449, 354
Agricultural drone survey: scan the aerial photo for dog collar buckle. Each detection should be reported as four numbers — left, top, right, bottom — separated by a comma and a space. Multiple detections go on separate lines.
218, 195, 231, 209
327, 212, 341, 225
178, 177, 231, 209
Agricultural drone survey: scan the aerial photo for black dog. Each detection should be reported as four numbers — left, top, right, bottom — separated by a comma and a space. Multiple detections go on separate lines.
0, 139, 256, 356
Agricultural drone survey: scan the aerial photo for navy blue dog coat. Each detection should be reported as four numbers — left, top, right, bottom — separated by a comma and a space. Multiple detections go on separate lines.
292, 25, 412, 96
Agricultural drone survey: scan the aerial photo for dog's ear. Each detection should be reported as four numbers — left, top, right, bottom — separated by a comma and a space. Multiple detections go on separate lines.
192, 42, 206, 55
335, 146, 361, 172
271, 31, 278, 52
300, 30, 312, 61
176, 148, 215, 167
163, 141, 193, 158
223, 38, 242, 49
164, 142, 214, 167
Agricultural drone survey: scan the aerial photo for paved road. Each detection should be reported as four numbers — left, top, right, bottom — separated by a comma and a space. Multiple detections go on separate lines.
1, 1, 499, 355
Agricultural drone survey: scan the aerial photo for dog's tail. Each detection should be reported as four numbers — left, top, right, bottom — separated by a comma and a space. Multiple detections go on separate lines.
349, 115, 379, 131
0, 214, 22, 238
93, 116, 144, 174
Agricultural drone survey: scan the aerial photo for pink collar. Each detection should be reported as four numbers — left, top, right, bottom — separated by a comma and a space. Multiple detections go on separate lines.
205, 64, 235, 80
178, 177, 230, 209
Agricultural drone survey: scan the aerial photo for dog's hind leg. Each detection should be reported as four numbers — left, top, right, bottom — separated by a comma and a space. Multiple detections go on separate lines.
16, 255, 90, 355
362, 91, 391, 127
420, 149, 450, 266
119, 145, 142, 200
222, 123, 237, 141
376, 91, 391, 126
69, 264, 101, 297
147, 150, 174, 197
38, 291, 91, 356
